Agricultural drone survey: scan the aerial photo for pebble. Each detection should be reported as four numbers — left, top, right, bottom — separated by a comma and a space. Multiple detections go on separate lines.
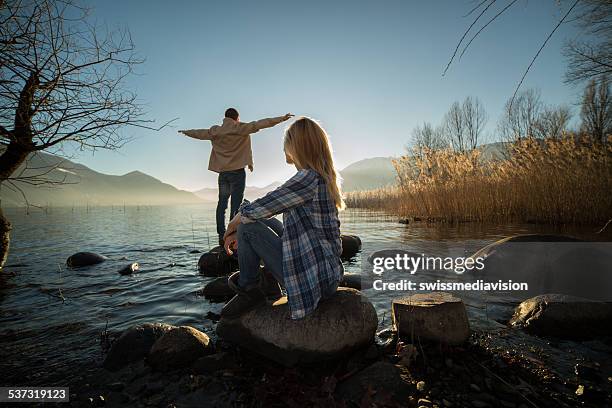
575, 384, 584, 396
442, 399, 453, 407
416, 381, 427, 392
470, 383, 481, 392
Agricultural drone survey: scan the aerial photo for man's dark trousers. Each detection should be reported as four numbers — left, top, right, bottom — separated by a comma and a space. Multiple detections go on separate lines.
216, 168, 246, 238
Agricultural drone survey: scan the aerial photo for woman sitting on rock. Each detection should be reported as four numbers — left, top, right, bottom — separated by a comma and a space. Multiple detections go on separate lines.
221, 117, 345, 319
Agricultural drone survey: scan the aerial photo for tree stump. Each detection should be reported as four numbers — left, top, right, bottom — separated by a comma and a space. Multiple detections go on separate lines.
392, 292, 470, 345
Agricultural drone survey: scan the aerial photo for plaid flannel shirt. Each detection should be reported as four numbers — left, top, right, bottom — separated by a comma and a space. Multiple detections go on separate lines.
239, 169, 343, 319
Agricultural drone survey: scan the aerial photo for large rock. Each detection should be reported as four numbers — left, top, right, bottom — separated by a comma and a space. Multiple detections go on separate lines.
392, 292, 470, 345
216, 287, 378, 366
469, 234, 612, 301
147, 326, 214, 371
103, 323, 175, 371
509, 294, 612, 338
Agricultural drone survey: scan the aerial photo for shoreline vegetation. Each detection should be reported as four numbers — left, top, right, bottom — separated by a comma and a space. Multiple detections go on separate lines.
346, 137, 612, 226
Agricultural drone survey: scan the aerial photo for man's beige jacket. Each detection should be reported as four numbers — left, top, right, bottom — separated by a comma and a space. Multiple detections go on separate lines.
183, 116, 286, 173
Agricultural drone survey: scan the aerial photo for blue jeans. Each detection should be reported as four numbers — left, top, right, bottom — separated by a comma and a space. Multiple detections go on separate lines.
216, 169, 246, 237
237, 218, 284, 289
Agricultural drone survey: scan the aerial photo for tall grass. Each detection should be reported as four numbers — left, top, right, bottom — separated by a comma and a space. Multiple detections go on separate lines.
345, 137, 612, 225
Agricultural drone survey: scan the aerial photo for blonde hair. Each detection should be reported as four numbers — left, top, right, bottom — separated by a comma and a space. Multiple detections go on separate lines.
284, 117, 345, 210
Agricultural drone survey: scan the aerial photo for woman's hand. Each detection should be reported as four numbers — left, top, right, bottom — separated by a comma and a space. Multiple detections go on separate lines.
223, 213, 242, 241
224, 232, 238, 255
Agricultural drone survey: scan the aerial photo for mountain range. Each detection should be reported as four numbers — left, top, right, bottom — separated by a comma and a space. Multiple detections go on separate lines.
0, 142, 507, 207
0, 151, 202, 207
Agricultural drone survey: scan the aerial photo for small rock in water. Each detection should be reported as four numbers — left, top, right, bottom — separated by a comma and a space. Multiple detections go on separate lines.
509, 294, 612, 338
416, 381, 426, 392
66, 252, 107, 268
118, 262, 139, 275
198, 249, 239, 277
340, 234, 361, 259
576, 384, 585, 396
200, 277, 234, 302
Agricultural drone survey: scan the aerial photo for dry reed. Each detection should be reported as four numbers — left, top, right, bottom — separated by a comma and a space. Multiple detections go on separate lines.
345, 137, 612, 225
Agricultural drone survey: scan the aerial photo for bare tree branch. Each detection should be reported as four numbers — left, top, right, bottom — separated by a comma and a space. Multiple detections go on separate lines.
0, 0, 170, 192
509, 0, 580, 110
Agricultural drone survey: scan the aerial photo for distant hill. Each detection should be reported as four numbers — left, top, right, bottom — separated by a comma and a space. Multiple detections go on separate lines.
337, 143, 510, 192
0, 152, 203, 207
193, 182, 282, 202
339, 157, 397, 192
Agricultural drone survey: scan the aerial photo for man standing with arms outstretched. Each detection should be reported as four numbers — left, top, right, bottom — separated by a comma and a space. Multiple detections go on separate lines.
179, 108, 293, 246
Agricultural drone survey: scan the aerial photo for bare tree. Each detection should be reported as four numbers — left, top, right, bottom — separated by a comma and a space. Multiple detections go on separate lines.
462, 96, 487, 150
580, 75, 612, 142
534, 104, 573, 139
0, 0, 169, 269
443, 101, 466, 152
441, 97, 488, 152
498, 89, 543, 141
411, 122, 446, 156
564, 0, 612, 84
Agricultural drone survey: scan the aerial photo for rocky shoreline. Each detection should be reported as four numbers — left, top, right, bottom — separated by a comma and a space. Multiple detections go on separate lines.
60, 287, 611, 408
3, 234, 611, 407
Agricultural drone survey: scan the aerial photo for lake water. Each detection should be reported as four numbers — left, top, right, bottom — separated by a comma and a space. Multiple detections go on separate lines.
0, 204, 608, 386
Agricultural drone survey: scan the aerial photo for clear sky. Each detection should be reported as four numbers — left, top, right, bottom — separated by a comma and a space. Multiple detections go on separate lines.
76, 0, 584, 191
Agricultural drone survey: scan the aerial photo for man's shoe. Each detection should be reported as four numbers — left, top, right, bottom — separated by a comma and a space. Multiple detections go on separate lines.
221, 286, 265, 318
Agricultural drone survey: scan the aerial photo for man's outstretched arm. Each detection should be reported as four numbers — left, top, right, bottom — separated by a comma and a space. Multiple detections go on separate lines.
239, 113, 294, 135
178, 128, 213, 140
